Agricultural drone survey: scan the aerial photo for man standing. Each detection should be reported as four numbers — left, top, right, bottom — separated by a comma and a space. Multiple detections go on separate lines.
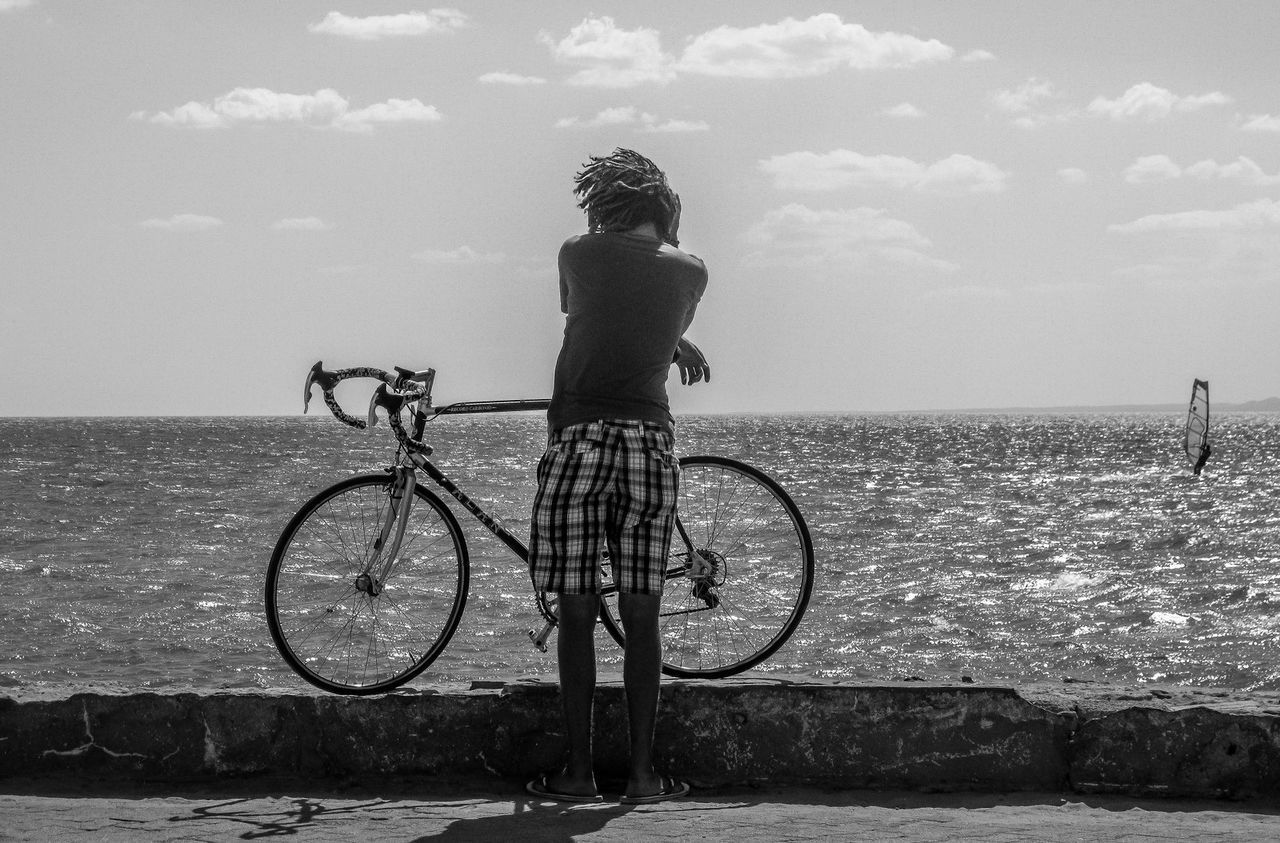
527, 149, 709, 804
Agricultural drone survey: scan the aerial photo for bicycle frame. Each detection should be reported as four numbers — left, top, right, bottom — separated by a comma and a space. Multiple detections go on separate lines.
375, 398, 717, 650
405, 398, 550, 565
275, 361, 814, 691
378, 398, 575, 652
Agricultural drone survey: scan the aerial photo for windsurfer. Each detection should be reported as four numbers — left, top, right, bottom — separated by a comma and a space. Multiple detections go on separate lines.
1193, 442, 1211, 476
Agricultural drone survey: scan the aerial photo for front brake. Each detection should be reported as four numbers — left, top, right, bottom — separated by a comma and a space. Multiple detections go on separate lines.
303, 360, 341, 413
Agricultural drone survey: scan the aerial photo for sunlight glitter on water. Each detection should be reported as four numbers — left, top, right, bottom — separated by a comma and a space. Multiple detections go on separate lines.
3, 412, 1280, 692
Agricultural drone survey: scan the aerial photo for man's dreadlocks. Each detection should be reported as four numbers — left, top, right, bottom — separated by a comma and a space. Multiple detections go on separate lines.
573, 148, 682, 247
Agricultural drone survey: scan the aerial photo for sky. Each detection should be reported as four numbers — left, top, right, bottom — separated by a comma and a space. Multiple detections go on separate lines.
3, 1, 1279, 417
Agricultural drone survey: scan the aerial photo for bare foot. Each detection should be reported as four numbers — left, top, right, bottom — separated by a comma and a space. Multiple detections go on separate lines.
526, 768, 599, 802
621, 774, 690, 804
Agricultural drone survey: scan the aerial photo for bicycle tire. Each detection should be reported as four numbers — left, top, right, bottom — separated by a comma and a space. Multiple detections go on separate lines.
600, 455, 814, 678
266, 473, 469, 695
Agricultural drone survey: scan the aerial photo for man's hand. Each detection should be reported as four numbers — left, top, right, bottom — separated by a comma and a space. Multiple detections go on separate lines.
674, 337, 710, 385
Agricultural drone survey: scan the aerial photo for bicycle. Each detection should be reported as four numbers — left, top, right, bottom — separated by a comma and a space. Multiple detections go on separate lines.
266, 361, 815, 695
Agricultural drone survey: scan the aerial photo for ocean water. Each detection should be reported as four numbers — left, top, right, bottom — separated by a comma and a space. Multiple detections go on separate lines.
2, 411, 1279, 695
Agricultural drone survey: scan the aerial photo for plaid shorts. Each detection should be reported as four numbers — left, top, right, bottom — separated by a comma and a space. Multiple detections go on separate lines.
529, 419, 679, 595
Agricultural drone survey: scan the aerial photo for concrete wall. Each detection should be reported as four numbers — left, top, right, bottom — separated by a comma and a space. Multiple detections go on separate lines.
3, 679, 1279, 799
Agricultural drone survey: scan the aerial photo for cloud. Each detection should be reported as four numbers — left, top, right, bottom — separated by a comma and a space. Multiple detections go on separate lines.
883, 102, 924, 119
988, 77, 1079, 129
307, 9, 468, 40
334, 98, 443, 131
644, 118, 710, 133
743, 203, 957, 272
540, 17, 675, 87
478, 72, 547, 86
132, 88, 441, 132
0, 0, 35, 11
412, 245, 506, 265
1240, 113, 1280, 132
990, 78, 1056, 113
1185, 157, 1280, 185
272, 217, 333, 231
1109, 198, 1280, 233
960, 49, 996, 62
1087, 82, 1231, 121
678, 13, 952, 78
1110, 198, 1280, 283
1122, 154, 1183, 184
1058, 168, 1088, 184
554, 106, 708, 133
140, 214, 223, 232
555, 106, 640, 128
1123, 154, 1280, 185
760, 149, 1008, 195
748, 204, 929, 247
991, 79, 1231, 129
1012, 112, 1075, 130
680, 12, 952, 78
540, 14, 952, 87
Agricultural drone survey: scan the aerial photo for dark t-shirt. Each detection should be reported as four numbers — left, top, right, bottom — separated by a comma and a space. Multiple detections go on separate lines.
548, 232, 708, 432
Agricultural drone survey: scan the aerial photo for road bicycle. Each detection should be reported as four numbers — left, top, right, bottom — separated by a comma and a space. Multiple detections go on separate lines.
266, 361, 814, 695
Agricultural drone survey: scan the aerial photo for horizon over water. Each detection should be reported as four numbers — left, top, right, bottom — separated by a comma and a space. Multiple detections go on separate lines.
2, 410, 1279, 696
4, 391, 1279, 421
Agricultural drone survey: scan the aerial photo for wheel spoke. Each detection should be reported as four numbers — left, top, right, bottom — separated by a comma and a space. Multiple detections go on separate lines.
267, 475, 469, 694
601, 457, 813, 678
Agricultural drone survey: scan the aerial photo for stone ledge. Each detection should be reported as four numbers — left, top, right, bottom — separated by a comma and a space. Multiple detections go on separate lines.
3, 680, 1279, 800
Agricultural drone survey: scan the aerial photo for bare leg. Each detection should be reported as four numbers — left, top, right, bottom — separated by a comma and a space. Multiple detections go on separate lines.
618, 591, 664, 798
547, 592, 601, 797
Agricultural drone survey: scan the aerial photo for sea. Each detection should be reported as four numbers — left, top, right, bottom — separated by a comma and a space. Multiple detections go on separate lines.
3, 411, 1279, 696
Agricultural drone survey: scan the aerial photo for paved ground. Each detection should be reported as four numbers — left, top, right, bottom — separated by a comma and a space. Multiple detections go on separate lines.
1, 784, 1278, 842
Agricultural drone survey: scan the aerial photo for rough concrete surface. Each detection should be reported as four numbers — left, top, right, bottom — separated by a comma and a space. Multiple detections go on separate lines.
3, 679, 1280, 802
1, 785, 1279, 842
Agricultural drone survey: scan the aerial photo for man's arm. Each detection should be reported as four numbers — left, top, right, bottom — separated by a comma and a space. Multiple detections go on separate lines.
674, 337, 710, 385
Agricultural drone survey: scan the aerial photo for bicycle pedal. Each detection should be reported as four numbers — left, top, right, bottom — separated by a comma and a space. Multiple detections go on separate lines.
527, 628, 549, 653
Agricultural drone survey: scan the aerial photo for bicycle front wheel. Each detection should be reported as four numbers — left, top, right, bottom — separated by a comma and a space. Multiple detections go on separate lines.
266, 473, 469, 694
601, 456, 814, 678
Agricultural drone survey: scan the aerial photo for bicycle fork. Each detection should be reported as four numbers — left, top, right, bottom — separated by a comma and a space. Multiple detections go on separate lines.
355, 464, 416, 596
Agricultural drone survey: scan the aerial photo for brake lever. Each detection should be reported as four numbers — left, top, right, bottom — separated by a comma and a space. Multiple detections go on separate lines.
367, 383, 409, 428
303, 360, 341, 413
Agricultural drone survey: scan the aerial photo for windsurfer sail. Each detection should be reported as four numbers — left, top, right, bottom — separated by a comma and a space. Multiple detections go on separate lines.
1185, 378, 1210, 475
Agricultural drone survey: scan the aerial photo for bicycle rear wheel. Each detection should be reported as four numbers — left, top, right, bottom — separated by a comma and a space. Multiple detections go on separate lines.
601, 456, 814, 678
266, 473, 469, 694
